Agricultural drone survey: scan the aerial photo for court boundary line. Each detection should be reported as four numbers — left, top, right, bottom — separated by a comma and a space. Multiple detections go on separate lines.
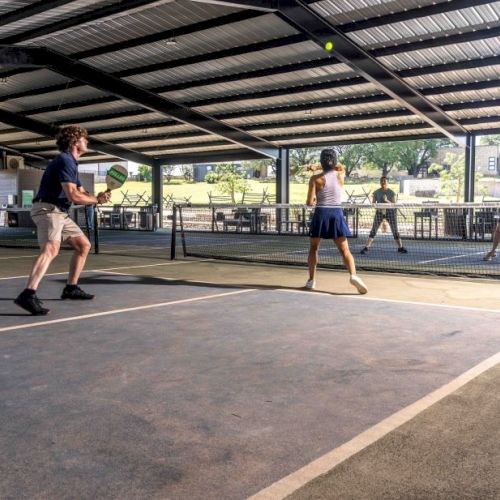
0, 255, 39, 260
418, 250, 484, 265
0, 259, 212, 281
0, 288, 254, 333
249, 350, 500, 500
279, 289, 500, 314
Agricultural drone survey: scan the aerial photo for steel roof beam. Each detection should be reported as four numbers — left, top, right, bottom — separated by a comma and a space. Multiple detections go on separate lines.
17, 76, 367, 115
0, 57, 335, 102
155, 149, 271, 164
0, 108, 154, 165
0, 0, 75, 27
4, 92, 498, 148
113, 34, 308, 79
0, 10, 266, 80
0, 0, 159, 45
13, 113, 500, 153
371, 26, 500, 58
4, 90, 499, 146
0, 45, 279, 158
73, 11, 265, 60
399, 55, 500, 78
2, 23, 497, 103
12, 64, 500, 118
189, 0, 277, 11
338, 0, 495, 33
288, 133, 446, 149
275, 0, 467, 141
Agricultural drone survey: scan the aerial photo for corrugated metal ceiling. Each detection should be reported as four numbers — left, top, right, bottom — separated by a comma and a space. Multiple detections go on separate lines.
0, 0, 499, 165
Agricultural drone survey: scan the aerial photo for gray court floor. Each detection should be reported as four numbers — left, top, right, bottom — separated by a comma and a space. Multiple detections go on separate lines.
1, 258, 499, 499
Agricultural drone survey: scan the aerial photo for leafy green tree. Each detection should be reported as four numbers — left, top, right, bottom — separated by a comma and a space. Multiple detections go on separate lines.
337, 144, 366, 177
138, 165, 152, 182
394, 139, 442, 177
362, 142, 401, 177
429, 152, 484, 201
180, 165, 193, 181
163, 165, 175, 184
213, 163, 248, 202
289, 148, 321, 177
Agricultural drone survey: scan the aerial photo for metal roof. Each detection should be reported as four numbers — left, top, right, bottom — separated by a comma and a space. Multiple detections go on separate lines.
0, 0, 499, 165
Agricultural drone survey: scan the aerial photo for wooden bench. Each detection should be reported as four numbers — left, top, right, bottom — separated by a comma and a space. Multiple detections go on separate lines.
120, 190, 151, 206
241, 187, 276, 204
163, 193, 192, 208
208, 191, 240, 205
241, 191, 265, 204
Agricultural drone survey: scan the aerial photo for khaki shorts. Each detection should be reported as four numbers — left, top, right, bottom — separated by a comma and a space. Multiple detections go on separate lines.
31, 202, 84, 246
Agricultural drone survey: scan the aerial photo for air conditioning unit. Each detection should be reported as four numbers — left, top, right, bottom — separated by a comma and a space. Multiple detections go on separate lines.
6, 155, 24, 170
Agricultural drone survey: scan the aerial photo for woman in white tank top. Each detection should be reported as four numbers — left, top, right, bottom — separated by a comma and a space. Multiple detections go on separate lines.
305, 149, 367, 294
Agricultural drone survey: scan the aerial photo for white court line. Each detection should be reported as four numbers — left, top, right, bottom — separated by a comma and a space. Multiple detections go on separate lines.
0, 259, 213, 281
279, 289, 500, 314
249, 350, 500, 500
0, 255, 38, 260
418, 251, 484, 264
100, 274, 500, 314
0, 288, 254, 333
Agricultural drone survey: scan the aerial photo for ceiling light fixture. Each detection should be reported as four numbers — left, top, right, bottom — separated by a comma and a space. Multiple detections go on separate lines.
165, 38, 177, 45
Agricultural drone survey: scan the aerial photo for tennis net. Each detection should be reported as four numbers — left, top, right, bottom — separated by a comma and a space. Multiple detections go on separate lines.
174, 203, 500, 279
0, 205, 94, 250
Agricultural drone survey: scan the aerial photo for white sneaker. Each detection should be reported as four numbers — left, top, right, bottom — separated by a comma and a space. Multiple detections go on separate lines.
483, 251, 496, 261
350, 275, 368, 294
305, 279, 316, 290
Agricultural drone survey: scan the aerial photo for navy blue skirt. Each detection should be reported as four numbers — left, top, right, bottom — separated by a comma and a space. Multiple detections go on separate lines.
309, 207, 352, 239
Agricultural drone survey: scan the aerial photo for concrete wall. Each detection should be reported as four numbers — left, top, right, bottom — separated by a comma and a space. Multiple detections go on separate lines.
0, 170, 17, 206
477, 178, 500, 198
400, 178, 441, 196
17, 169, 94, 204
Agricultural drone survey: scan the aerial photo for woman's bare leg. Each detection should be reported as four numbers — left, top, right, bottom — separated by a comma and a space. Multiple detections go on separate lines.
308, 237, 321, 280
334, 237, 356, 275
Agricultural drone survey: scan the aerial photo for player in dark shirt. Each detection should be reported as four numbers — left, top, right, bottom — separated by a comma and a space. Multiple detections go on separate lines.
14, 125, 110, 315
360, 176, 408, 255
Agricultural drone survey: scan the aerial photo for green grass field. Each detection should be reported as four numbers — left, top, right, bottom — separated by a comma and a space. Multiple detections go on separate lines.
96, 179, 408, 205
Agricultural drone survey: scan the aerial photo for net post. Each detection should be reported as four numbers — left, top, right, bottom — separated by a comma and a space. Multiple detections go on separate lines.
179, 205, 187, 257
93, 206, 99, 254
170, 204, 177, 260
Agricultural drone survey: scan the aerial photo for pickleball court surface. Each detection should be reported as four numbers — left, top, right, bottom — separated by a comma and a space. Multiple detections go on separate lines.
0, 250, 499, 499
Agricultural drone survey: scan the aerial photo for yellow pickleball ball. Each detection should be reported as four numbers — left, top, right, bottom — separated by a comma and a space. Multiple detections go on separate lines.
324, 41, 334, 52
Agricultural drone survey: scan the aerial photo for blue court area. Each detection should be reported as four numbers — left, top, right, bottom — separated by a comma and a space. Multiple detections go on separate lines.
1, 269, 499, 499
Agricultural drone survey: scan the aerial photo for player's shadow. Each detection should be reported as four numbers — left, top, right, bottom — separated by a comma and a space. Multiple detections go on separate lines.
0, 274, 360, 316
57, 274, 360, 296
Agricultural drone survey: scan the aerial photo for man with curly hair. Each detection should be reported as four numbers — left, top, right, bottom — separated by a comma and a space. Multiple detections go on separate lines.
14, 125, 111, 315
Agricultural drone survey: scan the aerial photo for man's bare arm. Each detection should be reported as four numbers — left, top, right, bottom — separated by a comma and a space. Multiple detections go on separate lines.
62, 182, 109, 205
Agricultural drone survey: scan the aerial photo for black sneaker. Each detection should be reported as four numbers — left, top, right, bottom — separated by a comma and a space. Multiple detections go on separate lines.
61, 286, 95, 300
398, 247, 408, 253
360, 247, 369, 255
14, 293, 50, 315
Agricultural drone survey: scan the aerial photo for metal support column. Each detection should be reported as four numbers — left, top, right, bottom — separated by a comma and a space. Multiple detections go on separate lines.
464, 133, 476, 202
276, 147, 289, 204
152, 160, 163, 229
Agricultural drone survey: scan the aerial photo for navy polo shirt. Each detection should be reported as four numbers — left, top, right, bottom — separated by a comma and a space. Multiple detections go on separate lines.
36, 151, 82, 211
